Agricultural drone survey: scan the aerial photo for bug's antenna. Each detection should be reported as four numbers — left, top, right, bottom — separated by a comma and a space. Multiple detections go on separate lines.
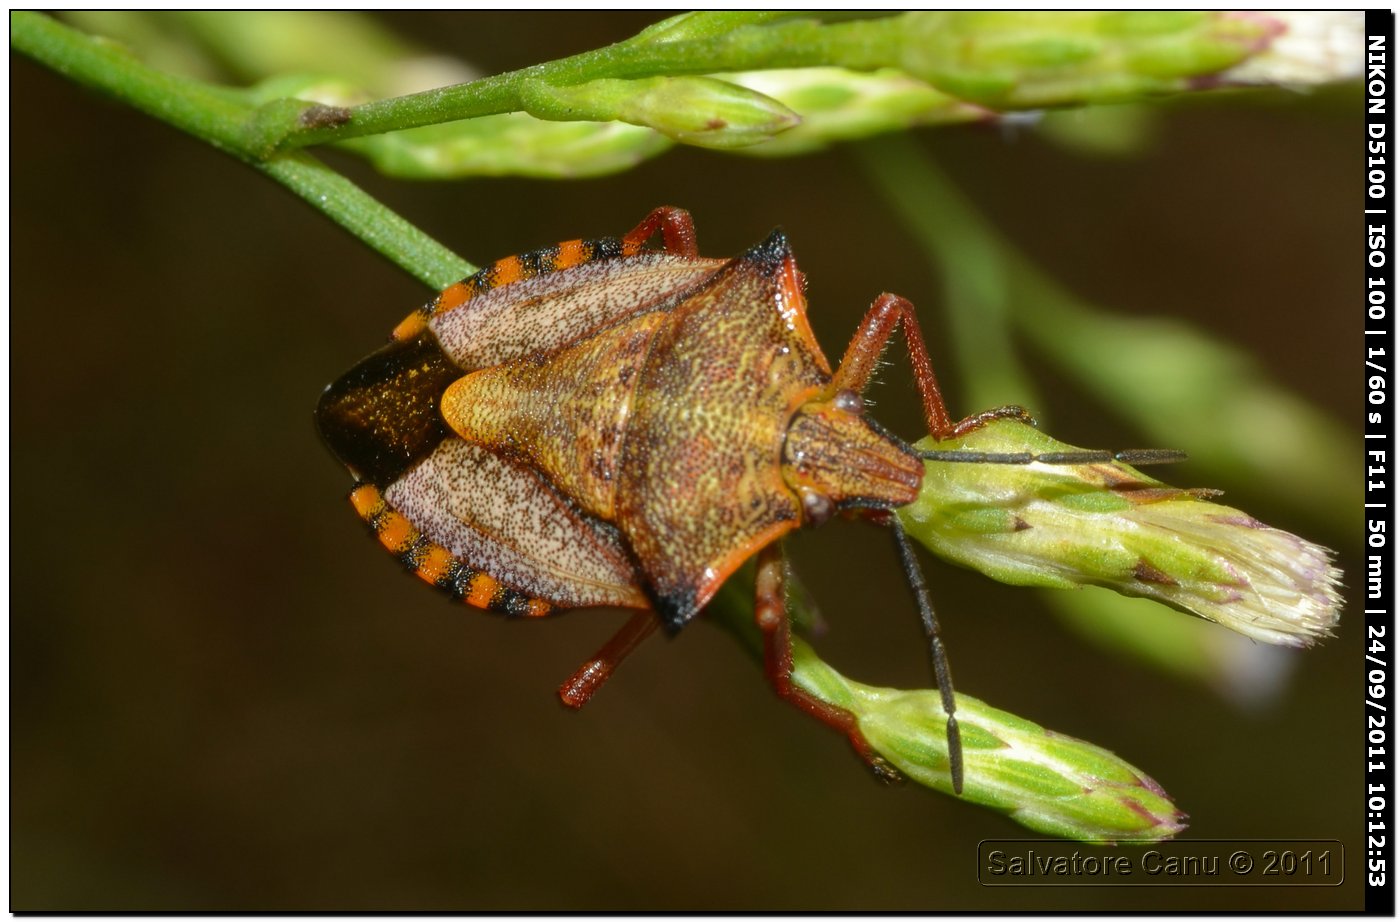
916, 447, 1188, 466
889, 516, 963, 795
1112, 449, 1190, 466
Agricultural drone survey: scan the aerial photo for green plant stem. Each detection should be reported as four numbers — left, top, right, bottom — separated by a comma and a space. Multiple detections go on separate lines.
12, 10, 250, 151
11, 11, 472, 288
261, 156, 472, 288
261, 16, 905, 150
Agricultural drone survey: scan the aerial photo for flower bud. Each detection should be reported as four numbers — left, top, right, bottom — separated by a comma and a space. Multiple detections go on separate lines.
520, 76, 799, 149
900, 419, 1342, 648
788, 635, 1187, 842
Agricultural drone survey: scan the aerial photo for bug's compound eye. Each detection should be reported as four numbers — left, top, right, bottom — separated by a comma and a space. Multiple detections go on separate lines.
832, 389, 863, 415
801, 490, 835, 527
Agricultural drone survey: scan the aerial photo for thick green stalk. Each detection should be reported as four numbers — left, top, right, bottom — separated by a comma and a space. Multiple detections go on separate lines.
11, 11, 471, 287
262, 16, 906, 149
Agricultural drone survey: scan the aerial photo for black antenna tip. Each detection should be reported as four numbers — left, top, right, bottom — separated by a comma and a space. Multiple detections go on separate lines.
1115, 448, 1188, 466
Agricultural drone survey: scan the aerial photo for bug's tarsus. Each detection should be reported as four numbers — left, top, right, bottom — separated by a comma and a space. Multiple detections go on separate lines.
558, 610, 659, 709
889, 517, 964, 795
946, 404, 1038, 438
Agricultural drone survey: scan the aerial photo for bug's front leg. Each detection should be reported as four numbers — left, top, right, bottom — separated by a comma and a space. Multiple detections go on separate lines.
831, 293, 1033, 440
754, 542, 901, 783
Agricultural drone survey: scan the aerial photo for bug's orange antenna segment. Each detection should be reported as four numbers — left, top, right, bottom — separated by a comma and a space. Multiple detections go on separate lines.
888, 515, 964, 795
558, 610, 660, 709
753, 543, 903, 783
832, 293, 1033, 441
621, 206, 699, 258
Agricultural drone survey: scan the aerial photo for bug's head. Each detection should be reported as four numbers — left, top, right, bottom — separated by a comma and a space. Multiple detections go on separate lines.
782, 390, 923, 527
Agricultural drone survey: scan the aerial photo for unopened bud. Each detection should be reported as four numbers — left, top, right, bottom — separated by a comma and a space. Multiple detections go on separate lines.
520, 76, 799, 149
788, 635, 1187, 842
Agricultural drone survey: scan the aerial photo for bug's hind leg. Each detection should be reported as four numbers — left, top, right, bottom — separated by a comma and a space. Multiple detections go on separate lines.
754, 543, 902, 783
622, 206, 699, 257
831, 292, 1033, 440
558, 610, 660, 709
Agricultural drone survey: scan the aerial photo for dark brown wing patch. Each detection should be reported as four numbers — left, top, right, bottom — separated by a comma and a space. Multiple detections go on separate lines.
315, 332, 461, 486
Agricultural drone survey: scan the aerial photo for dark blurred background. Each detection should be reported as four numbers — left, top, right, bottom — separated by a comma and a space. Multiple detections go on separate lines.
12, 12, 1362, 911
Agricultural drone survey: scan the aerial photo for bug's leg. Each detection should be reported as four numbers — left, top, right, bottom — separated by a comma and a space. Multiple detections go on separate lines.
622, 206, 699, 257
558, 610, 660, 709
754, 543, 902, 783
831, 292, 1032, 440
887, 514, 964, 795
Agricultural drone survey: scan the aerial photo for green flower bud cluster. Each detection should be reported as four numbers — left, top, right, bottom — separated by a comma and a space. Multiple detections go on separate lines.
788, 632, 1187, 842
901, 419, 1342, 648
896, 11, 1280, 108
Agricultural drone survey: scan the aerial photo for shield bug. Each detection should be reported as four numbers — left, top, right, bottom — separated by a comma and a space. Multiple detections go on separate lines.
316, 208, 1178, 792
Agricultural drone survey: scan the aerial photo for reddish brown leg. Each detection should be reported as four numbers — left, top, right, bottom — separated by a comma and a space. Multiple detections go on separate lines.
754, 542, 902, 782
558, 610, 659, 709
622, 206, 699, 257
831, 293, 1033, 440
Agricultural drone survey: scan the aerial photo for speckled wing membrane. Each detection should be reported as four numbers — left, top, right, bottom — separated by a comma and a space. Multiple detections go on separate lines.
384, 439, 644, 609
427, 248, 727, 369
